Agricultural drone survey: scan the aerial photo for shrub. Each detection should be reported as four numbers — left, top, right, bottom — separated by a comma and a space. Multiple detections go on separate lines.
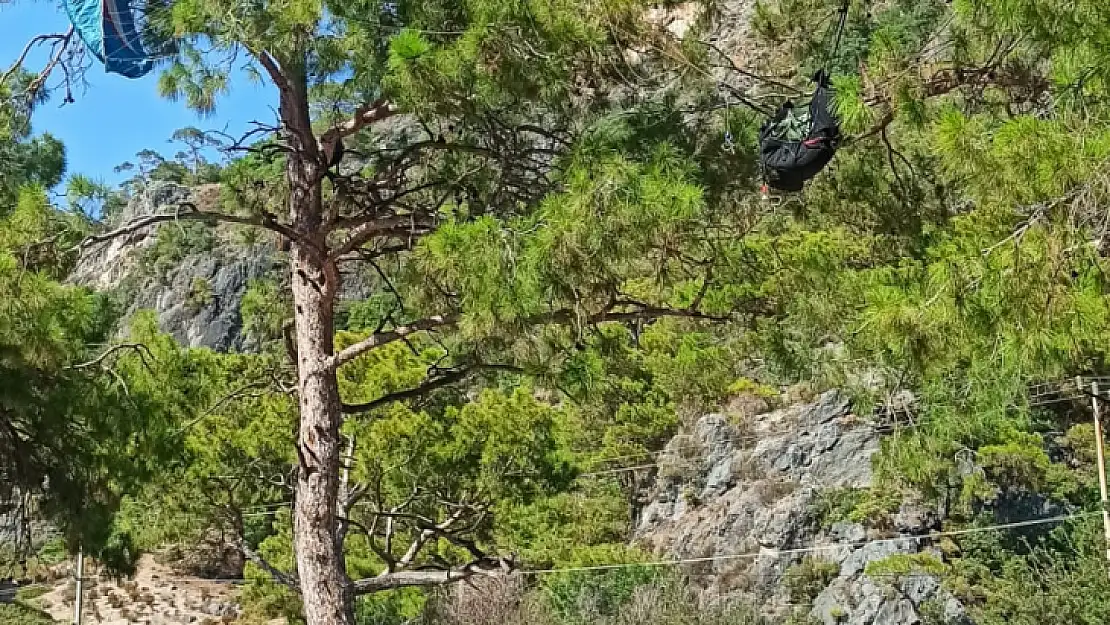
784, 557, 840, 602
0, 603, 55, 625
186, 277, 214, 312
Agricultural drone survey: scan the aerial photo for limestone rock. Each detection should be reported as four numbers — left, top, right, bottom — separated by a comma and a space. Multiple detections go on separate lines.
635, 390, 970, 624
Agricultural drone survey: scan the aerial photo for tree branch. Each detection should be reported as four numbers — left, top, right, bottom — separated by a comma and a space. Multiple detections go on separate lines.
75, 202, 310, 254
1, 29, 73, 88
318, 98, 399, 152
341, 364, 522, 414
233, 536, 300, 592
352, 557, 515, 595
333, 300, 729, 373
331, 315, 459, 369
328, 214, 437, 260
66, 343, 154, 371
25, 28, 75, 101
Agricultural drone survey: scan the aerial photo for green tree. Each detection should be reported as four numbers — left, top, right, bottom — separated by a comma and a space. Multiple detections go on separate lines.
0, 94, 182, 574
60, 1, 758, 622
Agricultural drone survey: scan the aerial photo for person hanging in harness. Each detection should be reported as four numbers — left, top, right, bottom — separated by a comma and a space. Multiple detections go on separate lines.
750, 0, 850, 195
758, 68, 840, 193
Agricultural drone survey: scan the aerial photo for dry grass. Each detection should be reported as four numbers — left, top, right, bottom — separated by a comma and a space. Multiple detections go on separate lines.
425, 576, 769, 625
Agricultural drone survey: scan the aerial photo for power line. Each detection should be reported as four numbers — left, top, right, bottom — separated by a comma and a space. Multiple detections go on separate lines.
1, 512, 1097, 601
523, 511, 1099, 576
577, 376, 1110, 476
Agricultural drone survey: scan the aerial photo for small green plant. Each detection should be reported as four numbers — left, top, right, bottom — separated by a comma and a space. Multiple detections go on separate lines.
865, 552, 946, 578
682, 485, 702, 507
186, 276, 214, 311
847, 488, 902, 528
784, 557, 840, 602
727, 377, 779, 398
811, 487, 866, 529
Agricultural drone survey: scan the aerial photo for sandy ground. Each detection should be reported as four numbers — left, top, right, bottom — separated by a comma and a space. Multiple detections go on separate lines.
32, 554, 251, 625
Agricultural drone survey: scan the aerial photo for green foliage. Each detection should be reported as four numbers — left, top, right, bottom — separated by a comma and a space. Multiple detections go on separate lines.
784, 557, 840, 603
66, 174, 123, 221
865, 552, 946, 578
0, 603, 55, 625
540, 548, 661, 623
186, 276, 214, 311
811, 487, 866, 530
241, 279, 292, 344
19, 0, 1110, 619
139, 221, 216, 279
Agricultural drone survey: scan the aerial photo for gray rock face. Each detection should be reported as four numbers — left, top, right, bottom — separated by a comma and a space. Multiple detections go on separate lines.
635, 390, 970, 624
130, 247, 281, 352
70, 181, 282, 352
71, 181, 375, 352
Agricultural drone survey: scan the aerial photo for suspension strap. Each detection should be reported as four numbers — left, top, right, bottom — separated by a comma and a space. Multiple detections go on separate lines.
722, 91, 736, 154
821, 0, 851, 75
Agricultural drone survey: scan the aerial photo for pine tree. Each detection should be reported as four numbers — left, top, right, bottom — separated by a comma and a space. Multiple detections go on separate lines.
56, 2, 751, 622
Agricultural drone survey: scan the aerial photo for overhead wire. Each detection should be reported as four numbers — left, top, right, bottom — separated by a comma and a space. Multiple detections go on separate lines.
522, 511, 1099, 575
1, 510, 1095, 597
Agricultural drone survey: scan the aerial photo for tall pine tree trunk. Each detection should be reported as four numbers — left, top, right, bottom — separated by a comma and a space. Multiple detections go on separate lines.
290, 240, 354, 625
280, 63, 356, 625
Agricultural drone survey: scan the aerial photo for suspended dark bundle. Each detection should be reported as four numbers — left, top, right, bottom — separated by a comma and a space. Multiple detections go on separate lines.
758, 70, 841, 192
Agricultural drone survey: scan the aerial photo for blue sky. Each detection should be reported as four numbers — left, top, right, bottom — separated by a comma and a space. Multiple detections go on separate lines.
0, 1, 277, 187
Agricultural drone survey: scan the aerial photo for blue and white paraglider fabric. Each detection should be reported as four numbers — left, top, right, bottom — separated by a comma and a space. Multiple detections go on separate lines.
63, 0, 162, 79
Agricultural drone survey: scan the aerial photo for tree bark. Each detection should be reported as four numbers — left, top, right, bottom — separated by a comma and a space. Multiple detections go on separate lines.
279, 60, 356, 625
290, 240, 354, 625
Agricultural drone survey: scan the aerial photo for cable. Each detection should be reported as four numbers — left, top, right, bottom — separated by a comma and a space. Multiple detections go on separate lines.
524, 511, 1098, 575
820, 0, 852, 76
579, 374, 1110, 473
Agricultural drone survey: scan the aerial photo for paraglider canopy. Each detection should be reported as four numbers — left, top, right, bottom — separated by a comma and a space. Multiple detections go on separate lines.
62, 0, 167, 78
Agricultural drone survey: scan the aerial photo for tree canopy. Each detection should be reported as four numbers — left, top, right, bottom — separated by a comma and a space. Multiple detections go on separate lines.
8, 0, 1110, 623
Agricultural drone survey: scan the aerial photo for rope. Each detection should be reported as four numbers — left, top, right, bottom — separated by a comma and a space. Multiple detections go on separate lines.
721, 87, 736, 154
0, 511, 1094, 596
524, 511, 1098, 575
821, 0, 852, 76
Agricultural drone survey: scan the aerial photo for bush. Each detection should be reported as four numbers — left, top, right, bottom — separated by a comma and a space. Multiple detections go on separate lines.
0, 603, 55, 625
541, 565, 662, 623
784, 557, 840, 602
140, 221, 216, 279
186, 277, 214, 312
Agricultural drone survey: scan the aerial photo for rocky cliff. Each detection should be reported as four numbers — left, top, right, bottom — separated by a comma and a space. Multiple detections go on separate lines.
634, 390, 971, 625
69, 182, 284, 352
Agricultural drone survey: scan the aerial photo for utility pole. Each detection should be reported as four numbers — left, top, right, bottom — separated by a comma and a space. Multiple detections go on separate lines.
72, 546, 84, 625
1081, 377, 1110, 577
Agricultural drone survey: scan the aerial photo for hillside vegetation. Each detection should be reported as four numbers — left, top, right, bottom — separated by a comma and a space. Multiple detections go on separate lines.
4, 0, 1110, 623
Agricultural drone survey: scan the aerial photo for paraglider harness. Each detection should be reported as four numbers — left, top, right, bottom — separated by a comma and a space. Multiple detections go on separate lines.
758, 69, 840, 193
754, 0, 850, 195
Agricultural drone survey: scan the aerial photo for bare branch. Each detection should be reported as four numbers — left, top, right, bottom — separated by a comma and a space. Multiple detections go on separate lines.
232, 536, 300, 592
75, 202, 309, 253
1, 29, 73, 88
341, 364, 522, 415
66, 343, 154, 371
352, 557, 515, 595
328, 214, 437, 260
318, 98, 399, 151
331, 315, 459, 369
24, 28, 75, 101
